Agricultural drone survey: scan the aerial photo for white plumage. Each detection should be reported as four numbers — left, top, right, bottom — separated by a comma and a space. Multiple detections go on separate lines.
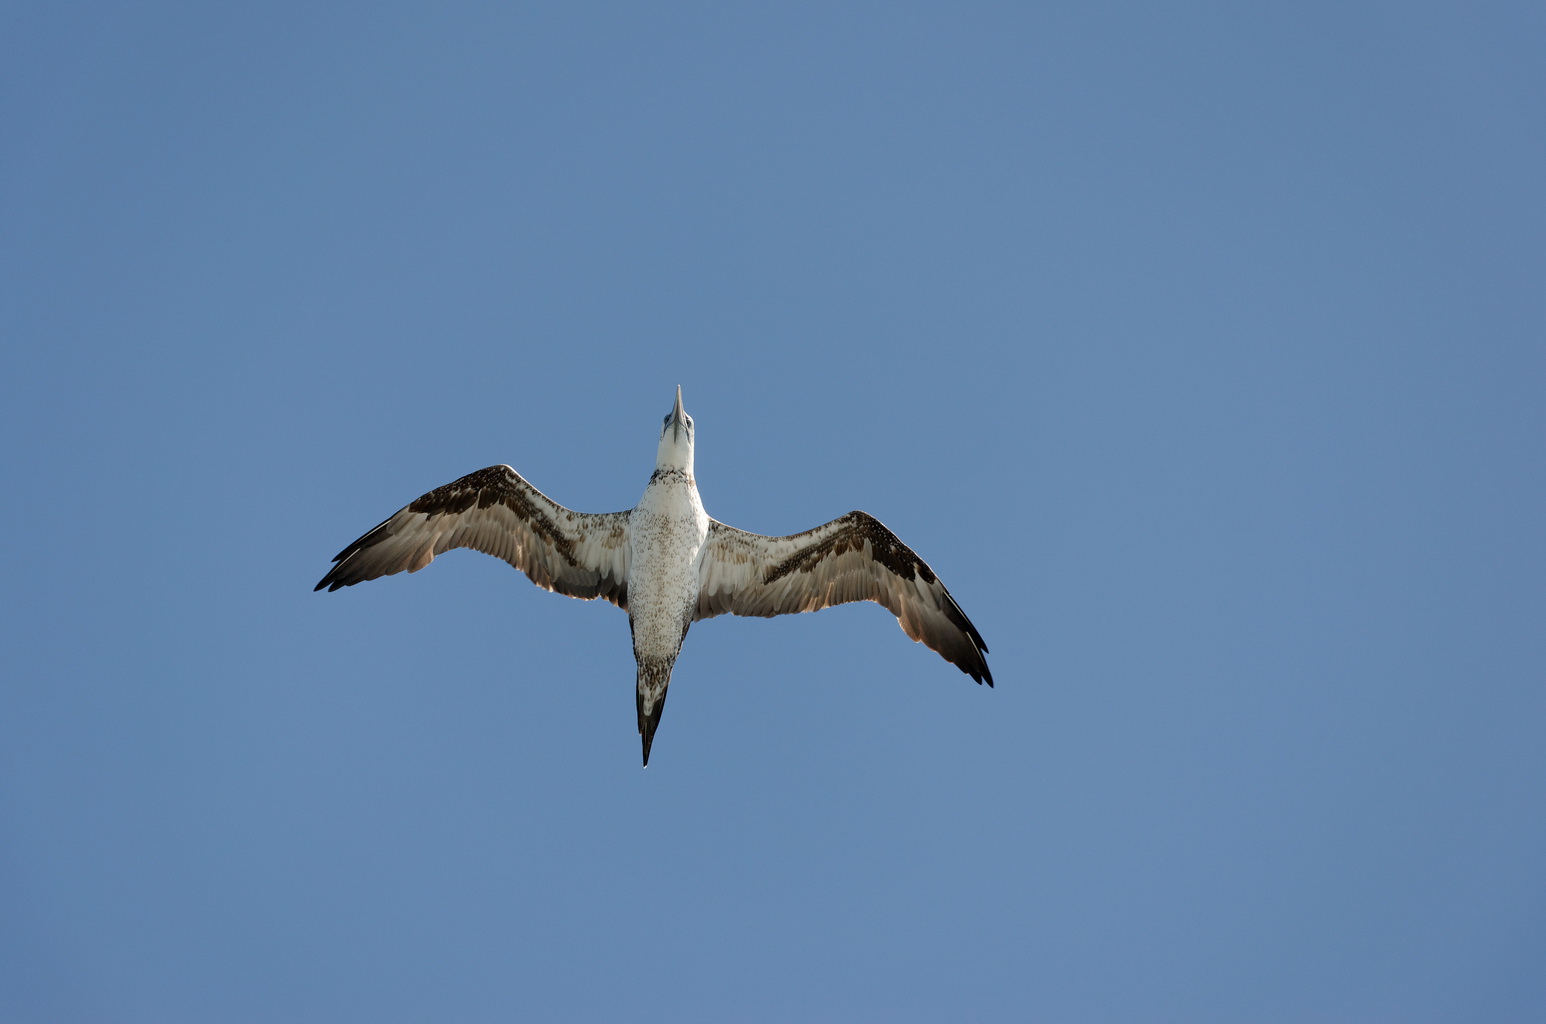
317, 387, 991, 765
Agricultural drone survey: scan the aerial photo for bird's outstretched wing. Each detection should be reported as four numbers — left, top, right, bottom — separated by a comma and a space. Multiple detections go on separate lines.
695, 511, 991, 685
316, 464, 631, 607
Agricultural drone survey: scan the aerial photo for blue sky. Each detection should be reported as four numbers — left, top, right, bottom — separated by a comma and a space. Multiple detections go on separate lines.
2, 3, 1542, 1021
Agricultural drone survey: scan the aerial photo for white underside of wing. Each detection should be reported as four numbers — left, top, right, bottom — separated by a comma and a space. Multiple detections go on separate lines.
694, 513, 991, 684
317, 465, 632, 605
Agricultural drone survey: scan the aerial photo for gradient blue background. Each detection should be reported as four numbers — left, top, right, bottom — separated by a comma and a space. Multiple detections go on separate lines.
3, 3, 1542, 1021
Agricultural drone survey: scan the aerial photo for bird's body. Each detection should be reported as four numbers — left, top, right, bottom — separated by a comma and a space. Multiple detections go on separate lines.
626, 434, 711, 753
317, 388, 990, 765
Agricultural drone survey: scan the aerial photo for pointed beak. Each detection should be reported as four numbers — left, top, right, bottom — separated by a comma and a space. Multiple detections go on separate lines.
670, 385, 686, 441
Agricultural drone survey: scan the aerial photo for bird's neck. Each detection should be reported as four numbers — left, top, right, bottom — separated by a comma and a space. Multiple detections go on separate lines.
646, 466, 695, 487
638, 462, 702, 516
653, 443, 694, 476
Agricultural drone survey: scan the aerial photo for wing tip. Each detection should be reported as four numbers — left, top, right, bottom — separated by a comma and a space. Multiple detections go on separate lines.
314, 566, 356, 592
962, 657, 994, 688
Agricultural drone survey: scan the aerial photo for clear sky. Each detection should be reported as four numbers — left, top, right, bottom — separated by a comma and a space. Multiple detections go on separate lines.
2, 3, 1542, 1021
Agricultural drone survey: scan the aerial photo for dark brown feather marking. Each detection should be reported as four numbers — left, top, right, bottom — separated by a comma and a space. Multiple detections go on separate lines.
764, 511, 936, 585
697, 514, 989, 685
407, 466, 580, 567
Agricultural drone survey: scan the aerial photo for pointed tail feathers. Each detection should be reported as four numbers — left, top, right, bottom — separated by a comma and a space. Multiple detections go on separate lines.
636, 658, 675, 767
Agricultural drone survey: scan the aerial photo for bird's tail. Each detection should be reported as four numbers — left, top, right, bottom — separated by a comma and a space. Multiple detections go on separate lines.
636, 657, 675, 767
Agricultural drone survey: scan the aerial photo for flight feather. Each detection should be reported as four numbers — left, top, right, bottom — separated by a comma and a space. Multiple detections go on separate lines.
315, 464, 631, 605
695, 511, 992, 685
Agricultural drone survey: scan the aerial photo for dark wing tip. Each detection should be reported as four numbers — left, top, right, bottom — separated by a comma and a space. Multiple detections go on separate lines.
956, 651, 993, 687
937, 589, 992, 686
969, 639, 993, 687
314, 512, 398, 594
971, 641, 993, 686
314, 557, 361, 592
853, 511, 994, 686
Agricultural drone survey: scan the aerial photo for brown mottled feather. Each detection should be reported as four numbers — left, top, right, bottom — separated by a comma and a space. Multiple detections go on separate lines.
315, 465, 631, 607
695, 512, 991, 685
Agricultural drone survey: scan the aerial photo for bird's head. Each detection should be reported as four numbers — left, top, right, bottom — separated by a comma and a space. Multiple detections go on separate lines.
655, 385, 695, 472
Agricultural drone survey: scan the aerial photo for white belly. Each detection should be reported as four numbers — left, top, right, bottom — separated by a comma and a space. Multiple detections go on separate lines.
628, 479, 709, 660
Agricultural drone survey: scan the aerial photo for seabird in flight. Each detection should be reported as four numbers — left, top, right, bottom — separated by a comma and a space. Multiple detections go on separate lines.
316, 387, 991, 765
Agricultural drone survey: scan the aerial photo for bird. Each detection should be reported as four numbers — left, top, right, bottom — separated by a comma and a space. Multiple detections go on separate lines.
315, 387, 991, 765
